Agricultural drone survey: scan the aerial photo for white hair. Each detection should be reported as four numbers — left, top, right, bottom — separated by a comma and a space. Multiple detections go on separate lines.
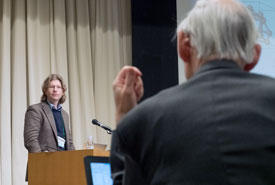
177, 0, 259, 64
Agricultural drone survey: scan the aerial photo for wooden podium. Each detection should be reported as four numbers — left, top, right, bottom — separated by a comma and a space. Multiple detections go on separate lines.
28, 144, 110, 185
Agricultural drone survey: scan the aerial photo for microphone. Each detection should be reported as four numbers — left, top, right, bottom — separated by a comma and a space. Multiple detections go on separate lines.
92, 119, 113, 134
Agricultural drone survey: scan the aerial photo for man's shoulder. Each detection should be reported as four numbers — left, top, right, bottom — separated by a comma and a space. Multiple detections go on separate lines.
246, 72, 275, 91
28, 102, 42, 108
25, 103, 46, 118
129, 85, 185, 116
27, 102, 48, 111
251, 72, 275, 82
144, 84, 187, 105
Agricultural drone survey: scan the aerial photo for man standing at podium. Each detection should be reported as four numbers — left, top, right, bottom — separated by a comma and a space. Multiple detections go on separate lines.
110, 0, 275, 184
24, 74, 75, 153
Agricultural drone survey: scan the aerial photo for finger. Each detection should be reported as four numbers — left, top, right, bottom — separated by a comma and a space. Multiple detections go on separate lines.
125, 68, 137, 88
113, 66, 131, 89
135, 76, 144, 101
114, 66, 130, 82
131, 66, 143, 77
113, 66, 142, 91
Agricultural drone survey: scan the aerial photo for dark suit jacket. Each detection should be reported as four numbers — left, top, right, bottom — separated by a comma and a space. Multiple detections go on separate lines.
111, 59, 275, 185
24, 102, 75, 153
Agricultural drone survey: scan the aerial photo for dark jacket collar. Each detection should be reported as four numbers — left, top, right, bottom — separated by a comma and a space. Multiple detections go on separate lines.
196, 59, 242, 75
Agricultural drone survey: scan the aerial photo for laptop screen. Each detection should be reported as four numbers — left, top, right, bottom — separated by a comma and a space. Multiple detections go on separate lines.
84, 156, 113, 185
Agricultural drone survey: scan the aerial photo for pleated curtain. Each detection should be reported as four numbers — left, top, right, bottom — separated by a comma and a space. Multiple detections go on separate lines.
0, 0, 131, 184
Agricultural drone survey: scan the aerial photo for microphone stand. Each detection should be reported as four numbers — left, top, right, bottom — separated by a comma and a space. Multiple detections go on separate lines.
92, 119, 113, 134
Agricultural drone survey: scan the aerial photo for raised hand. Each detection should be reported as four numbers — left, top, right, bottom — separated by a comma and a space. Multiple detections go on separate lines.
112, 66, 144, 124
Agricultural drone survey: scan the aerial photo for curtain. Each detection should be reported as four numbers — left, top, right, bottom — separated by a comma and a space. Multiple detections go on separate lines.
0, 0, 131, 184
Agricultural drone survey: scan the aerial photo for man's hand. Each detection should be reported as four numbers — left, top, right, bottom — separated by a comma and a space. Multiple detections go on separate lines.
112, 66, 144, 124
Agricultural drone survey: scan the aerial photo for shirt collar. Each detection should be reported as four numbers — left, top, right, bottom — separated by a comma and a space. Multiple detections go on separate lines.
47, 101, 62, 111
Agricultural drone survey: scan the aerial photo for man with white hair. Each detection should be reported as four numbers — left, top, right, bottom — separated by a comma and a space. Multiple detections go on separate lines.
111, 0, 275, 184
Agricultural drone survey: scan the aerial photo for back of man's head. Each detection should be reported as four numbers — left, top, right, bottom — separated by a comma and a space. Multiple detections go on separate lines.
177, 0, 259, 64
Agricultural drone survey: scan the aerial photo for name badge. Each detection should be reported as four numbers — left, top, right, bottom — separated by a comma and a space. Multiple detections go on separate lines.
57, 136, 66, 149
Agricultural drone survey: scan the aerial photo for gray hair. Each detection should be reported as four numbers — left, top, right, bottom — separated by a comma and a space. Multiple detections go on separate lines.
177, 0, 259, 64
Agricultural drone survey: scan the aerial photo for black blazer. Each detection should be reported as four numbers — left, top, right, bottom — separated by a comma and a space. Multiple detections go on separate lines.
111, 59, 275, 185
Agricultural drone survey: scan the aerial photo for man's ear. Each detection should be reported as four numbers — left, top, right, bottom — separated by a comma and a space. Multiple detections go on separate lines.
178, 31, 192, 63
244, 44, 261, 71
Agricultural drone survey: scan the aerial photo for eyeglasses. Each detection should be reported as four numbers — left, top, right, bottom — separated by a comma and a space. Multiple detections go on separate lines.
48, 86, 62, 89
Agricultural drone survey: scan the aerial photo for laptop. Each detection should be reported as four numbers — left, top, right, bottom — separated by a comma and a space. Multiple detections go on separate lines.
84, 156, 113, 185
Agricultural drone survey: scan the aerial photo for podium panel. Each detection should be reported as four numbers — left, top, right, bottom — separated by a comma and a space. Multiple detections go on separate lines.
28, 146, 109, 185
